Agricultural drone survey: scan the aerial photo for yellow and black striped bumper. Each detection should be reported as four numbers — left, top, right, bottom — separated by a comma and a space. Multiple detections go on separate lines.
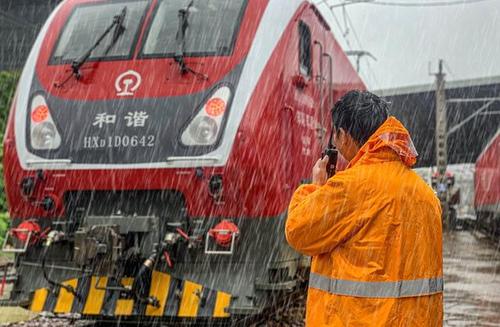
30, 271, 231, 318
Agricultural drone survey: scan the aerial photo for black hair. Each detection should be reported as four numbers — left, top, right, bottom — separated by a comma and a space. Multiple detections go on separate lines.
331, 90, 390, 146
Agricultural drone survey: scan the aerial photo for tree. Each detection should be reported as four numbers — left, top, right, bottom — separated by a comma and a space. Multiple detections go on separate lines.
0, 71, 19, 245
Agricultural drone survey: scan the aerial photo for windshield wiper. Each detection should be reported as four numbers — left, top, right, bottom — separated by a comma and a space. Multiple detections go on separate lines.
174, 1, 208, 80
72, 7, 127, 77
106, 7, 128, 55
56, 7, 127, 88
73, 7, 127, 77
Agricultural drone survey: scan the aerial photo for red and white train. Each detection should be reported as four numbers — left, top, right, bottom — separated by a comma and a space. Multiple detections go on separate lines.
3, 0, 364, 321
475, 130, 500, 239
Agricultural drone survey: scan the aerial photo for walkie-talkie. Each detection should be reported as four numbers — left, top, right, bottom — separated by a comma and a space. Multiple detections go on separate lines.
323, 129, 338, 178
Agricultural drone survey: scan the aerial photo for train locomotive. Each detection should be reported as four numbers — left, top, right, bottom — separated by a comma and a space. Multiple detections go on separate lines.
2, 0, 364, 321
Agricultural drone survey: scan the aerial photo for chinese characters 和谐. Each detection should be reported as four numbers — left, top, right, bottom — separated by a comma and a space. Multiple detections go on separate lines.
92, 111, 149, 128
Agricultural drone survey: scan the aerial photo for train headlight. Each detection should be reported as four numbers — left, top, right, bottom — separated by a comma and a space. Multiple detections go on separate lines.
188, 116, 219, 144
32, 122, 57, 149
181, 85, 231, 146
30, 95, 61, 150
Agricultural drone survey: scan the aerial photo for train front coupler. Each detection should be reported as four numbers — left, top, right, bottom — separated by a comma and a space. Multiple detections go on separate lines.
72, 222, 196, 307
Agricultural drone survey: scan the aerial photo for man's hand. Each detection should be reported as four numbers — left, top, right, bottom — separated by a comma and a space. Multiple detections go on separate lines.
312, 155, 329, 186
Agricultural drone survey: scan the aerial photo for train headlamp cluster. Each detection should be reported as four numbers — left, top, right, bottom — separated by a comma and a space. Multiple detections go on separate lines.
30, 95, 61, 150
181, 86, 231, 146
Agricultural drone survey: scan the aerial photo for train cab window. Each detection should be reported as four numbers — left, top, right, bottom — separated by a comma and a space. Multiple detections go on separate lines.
51, 1, 149, 63
299, 22, 312, 77
141, 0, 248, 57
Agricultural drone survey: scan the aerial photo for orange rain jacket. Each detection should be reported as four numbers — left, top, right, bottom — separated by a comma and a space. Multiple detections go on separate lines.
286, 117, 443, 326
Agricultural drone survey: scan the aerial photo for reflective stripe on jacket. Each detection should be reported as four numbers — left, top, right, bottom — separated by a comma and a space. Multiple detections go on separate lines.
286, 117, 443, 326
309, 273, 443, 298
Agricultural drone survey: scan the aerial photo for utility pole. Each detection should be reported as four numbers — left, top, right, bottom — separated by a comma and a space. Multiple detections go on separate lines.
432, 59, 450, 231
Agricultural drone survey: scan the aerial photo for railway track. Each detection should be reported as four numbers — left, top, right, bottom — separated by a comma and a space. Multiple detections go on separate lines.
0, 313, 93, 327
1, 287, 307, 327
1, 300, 307, 327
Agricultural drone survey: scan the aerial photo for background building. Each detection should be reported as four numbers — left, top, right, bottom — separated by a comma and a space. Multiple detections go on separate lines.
377, 76, 500, 168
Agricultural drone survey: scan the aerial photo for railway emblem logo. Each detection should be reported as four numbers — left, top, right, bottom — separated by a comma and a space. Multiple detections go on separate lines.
115, 70, 142, 96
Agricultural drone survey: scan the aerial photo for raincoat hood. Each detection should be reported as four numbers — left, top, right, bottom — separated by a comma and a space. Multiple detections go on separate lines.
348, 116, 418, 169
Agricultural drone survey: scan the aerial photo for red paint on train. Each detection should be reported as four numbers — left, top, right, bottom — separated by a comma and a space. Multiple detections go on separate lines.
475, 131, 500, 217
4, 0, 364, 223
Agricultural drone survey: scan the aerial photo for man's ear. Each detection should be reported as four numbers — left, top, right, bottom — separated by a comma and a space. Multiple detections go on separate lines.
342, 129, 361, 149
338, 128, 347, 146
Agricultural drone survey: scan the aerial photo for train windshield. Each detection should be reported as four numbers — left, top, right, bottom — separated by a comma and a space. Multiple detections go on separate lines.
51, 1, 148, 63
142, 0, 247, 57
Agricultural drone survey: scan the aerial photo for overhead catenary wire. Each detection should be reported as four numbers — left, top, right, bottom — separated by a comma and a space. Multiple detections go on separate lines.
341, 5, 350, 39
314, 0, 493, 8
329, 10, 352, 49
313, 0, 366, 9
343, 8, 361, 51
341, 6, 381, 88
314, 0, 381, 88
365, 0, 493, 7
314, 0, 333, 6
443, 60, 454, 77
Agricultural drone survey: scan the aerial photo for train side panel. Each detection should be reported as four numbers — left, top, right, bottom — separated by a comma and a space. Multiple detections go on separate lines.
475, 130, 500, 237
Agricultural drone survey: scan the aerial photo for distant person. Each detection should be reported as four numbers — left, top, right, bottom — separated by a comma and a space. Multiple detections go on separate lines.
286, 90, 443, 326
432, 170, 461, 229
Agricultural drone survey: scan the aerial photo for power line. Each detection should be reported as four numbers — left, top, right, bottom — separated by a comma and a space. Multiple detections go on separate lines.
313, 0, 374, 9
343, 8, 381, 87
316, 1, 381, 87
315, 0, 493, 8
341, 5, 350, 40
343, 8, 361, 49
331, 1, 376, 8
330, 10, 352, 49
364, 0, 493, 7
443, 61, 454, 77
313, 0, 333, 5
314, 0, 488, 89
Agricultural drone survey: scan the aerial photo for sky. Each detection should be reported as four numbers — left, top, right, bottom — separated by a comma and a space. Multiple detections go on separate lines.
315, 0, 500, 90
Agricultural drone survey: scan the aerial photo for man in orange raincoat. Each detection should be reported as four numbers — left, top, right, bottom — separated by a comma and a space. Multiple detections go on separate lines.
286, 90, 443, 326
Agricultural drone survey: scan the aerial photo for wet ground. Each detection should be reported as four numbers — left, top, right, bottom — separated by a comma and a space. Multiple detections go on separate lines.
444, 231, 500, 326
